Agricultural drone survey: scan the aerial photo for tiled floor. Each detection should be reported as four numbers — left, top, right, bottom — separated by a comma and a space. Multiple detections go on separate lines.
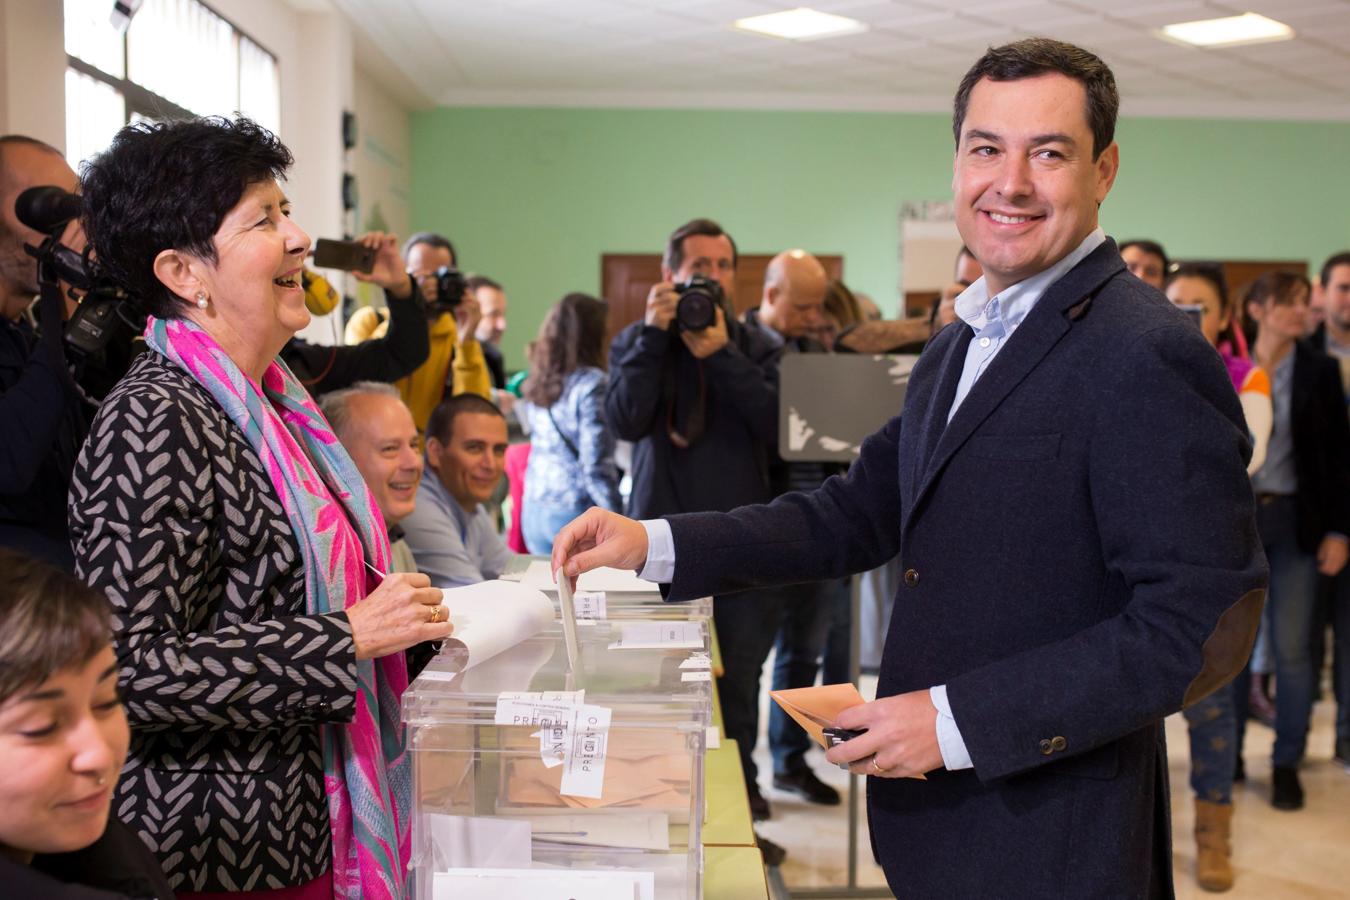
750, 672, 1350, 898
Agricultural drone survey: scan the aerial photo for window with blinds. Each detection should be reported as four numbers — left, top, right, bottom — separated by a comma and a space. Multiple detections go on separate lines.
63, 0, 280, 166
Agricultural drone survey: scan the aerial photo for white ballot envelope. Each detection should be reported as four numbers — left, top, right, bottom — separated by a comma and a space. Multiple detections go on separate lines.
432, 867, 653, 900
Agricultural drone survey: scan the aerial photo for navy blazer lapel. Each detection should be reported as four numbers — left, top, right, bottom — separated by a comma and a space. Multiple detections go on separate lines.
906, 240, 1125, 527
900, 325, 973, 517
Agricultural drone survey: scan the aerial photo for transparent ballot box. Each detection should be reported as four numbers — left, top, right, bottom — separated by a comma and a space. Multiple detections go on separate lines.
500, 555, 713, 622
403, 629, 712, 900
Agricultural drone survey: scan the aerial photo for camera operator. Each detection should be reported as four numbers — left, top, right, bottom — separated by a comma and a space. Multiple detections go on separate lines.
606, 217, 783, 824
0, 135, 89, 568
345, 231, 491, 431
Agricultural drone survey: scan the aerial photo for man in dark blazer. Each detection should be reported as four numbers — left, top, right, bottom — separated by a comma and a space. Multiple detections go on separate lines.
555, 38, 1266, 898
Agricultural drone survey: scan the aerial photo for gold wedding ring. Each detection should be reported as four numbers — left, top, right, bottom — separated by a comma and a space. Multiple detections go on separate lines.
871, 757, 889, 775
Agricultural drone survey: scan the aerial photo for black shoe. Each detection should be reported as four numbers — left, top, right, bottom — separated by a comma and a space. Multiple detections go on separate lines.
1271, 765, 1304, 810
773, 768, 842, 805
757, 832, 787, 867
747, 783, 771, 821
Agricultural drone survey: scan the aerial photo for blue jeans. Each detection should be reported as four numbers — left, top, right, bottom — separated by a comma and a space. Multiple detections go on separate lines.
1326, 569, 1350, 743
769, 580, 841, 775
1235, 496, 1320, 768
522, 500, 585, 556
1183, 682, 1236, 803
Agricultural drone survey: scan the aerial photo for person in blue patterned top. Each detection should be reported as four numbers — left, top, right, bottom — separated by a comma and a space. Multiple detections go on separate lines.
519, 293, 622, 553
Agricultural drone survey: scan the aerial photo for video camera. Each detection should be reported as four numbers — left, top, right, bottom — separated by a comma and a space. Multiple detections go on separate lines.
671, 274, 722, 333
17, 185, 143, 387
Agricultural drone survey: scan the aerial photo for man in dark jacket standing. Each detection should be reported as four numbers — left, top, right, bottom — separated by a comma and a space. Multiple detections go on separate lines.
562, 39, 1267, 898
0, 136, 89, 569
606, 218, 784, 819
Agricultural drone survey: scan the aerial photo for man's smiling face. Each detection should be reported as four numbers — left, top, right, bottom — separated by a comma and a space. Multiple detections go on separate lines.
953, 73, 1118, 296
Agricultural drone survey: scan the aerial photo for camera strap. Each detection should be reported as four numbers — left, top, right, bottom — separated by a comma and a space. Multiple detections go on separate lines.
663, 350, 707, 449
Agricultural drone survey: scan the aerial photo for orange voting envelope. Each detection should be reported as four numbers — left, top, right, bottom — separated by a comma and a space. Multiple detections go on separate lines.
769, 683, 866, 750
770, 683, 926, 780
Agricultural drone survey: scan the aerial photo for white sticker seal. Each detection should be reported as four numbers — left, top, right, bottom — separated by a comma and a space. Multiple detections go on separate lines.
559, 704, 612, 798
573, 590, 607, 619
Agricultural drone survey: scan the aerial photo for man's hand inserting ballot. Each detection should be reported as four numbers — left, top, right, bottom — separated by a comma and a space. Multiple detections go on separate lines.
550, 508, 650, 590
824, 689, 945, 779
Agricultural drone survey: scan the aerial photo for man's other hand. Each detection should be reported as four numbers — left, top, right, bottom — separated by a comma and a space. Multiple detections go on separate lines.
680, 306, 729, 359
551, 508, 650, 590
645, 282, 678, 330
824, 689, 945, 779
456, 292, 483, 345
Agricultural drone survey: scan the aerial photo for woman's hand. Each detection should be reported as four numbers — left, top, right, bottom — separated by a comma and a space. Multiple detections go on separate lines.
351, 231, 414, 298
345, 571, 452, 660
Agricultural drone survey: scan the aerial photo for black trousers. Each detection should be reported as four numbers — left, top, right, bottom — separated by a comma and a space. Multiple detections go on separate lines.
713, 586, 787, 788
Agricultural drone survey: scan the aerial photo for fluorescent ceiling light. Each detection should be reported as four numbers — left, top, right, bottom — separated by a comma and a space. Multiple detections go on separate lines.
1159, 12, 1293, 48
733, 8, 869, 41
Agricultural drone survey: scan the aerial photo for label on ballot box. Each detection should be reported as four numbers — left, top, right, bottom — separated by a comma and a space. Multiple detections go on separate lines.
574, 590, 607, 619
495, 691, 612, 798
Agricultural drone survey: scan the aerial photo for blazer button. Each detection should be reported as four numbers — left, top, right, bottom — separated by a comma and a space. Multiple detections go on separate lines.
1051, 736, 1067, 752
904, 569, 920, 588
1039, 739, 1053, 755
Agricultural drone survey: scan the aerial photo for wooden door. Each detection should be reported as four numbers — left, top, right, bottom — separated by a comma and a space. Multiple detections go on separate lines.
600, 253, 844, 338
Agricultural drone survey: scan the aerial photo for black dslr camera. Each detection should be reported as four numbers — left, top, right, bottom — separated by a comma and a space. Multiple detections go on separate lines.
430, 265, 467, 315
672, 274, 722, 332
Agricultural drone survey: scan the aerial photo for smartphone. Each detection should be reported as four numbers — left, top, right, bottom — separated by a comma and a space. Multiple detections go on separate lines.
312, 238, 375, 273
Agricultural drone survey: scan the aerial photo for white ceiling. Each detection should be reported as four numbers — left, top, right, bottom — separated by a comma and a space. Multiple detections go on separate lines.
326, 0, 1350, 119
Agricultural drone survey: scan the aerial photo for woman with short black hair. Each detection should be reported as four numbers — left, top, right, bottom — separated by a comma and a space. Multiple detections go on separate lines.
72, 116, 454, 899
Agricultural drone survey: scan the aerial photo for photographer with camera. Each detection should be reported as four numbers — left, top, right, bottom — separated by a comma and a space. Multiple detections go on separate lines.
606, 217, 783, 825
345, 231, 491, 431
0, 135, 89, 569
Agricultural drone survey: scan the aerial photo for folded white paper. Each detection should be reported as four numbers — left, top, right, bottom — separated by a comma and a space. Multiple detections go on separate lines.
523, 811, 670, 852
435, 580, 554, 674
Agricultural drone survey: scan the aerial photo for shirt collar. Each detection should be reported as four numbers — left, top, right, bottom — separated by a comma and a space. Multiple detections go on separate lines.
954, 228, 1107, 335
421, 462, 480, 528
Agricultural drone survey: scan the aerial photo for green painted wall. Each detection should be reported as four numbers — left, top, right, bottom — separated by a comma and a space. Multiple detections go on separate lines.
411, 106, 1350, 370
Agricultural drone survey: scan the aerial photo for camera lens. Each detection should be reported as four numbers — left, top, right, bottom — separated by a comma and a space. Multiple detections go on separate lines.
676, 288, 716, 332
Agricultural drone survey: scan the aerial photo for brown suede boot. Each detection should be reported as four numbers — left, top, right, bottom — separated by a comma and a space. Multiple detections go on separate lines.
1195, 799, 1235, 892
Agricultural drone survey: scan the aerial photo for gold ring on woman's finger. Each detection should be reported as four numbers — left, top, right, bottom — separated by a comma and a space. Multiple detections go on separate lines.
428, 605, 441, 624
871, 757, 890, 775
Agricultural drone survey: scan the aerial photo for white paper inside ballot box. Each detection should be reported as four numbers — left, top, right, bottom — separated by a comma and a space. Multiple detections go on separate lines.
432, 867, 653, 900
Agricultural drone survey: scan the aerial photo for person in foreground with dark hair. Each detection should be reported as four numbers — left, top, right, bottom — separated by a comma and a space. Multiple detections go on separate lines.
401, 392, 513, 588
71, 116, 454, 899
0, 547, 173, 899
554, 38, 1266, 897
519, 292, 621, 554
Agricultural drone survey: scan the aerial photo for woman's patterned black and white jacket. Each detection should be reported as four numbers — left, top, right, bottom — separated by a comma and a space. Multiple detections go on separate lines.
70, 350, 360, 893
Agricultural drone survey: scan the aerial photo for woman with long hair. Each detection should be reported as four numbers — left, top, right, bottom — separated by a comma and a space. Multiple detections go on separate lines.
519, 293, 621, 553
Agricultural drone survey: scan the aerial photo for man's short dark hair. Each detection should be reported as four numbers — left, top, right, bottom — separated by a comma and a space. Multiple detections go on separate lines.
953, 38, 1118, 160
426, 393, 504, 444
1120, 239, 1171, 273
403, 231, 457, 266
663, 218, 738, 274
465, 274, 501, 293
80, 116, 292, 319
1321, 252, 1350, 287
